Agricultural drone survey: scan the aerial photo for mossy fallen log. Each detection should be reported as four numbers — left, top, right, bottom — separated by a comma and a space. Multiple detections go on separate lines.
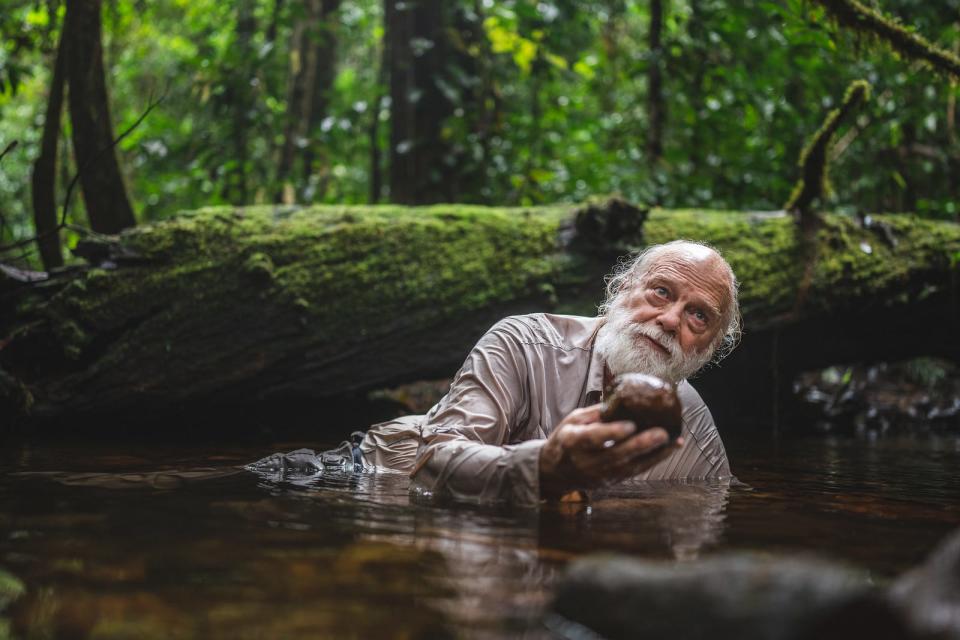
1, 199, 958, 430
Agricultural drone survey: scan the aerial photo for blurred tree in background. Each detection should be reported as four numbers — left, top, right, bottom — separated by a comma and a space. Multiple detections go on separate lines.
1, 0, 959, 266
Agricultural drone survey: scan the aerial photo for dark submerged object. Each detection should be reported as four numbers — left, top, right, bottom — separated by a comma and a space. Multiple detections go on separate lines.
600, 373, 683, 440
244, 434, 365, 483
549, 526, 960, 640
547, 552, 910, 640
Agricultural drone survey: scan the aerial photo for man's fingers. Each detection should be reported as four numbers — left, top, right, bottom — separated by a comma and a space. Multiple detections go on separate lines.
563, 421, 636, 450
615, 427, 670, 456
597, 429, 674, 471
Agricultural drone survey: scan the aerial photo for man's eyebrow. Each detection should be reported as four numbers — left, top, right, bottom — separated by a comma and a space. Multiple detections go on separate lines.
646, 273, 674, 288
689, 291, 722, 318
698, 300, 722, 319
648, 274, 722, 318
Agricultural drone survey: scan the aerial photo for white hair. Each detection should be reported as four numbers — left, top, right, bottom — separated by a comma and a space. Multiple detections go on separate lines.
598, 240, 742, 364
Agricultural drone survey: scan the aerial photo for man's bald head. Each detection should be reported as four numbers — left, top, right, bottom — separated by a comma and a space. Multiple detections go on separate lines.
600, 240, 741, 363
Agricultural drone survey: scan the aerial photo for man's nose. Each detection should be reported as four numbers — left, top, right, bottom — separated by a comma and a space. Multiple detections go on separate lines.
657, 303, 682, 333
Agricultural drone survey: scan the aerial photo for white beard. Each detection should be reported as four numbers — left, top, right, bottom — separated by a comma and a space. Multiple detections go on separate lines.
596, 301, 713, 383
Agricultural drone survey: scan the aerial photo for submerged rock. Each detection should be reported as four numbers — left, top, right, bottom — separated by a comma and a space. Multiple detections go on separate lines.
889, 526, 960, 638
794, 359, 960, 435
550, 527, 960, 640
548, 553, 906, 640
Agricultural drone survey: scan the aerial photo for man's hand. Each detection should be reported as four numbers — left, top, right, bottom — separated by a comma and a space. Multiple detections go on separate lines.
539, 404, 683, 500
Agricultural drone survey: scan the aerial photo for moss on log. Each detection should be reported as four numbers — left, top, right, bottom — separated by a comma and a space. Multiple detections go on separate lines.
812, 0, 960, 79
644, 208, 959, 324
1, 200, 958, 426
2, 203, 580, 421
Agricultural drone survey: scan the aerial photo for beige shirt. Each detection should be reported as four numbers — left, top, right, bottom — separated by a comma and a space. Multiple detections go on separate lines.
359, 313, 731, 506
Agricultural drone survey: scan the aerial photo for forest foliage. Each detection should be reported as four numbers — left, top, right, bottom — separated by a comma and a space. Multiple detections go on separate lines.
1, 0, 959, 267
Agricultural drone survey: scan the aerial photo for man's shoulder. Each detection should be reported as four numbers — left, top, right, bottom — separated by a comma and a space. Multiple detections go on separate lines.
677, 379, 720, 438
677, 378, 729, 473
677, 379, 705, 406
492, 313, 601, 352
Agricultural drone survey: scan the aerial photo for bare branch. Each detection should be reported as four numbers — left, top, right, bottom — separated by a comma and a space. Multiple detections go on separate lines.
0, 140, 18, 163
60, 89, 165, 229
0, 93, 165, 257
785, 80, 871, 219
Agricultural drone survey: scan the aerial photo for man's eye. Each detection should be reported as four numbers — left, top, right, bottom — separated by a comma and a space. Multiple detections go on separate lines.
654, 286, 669, 297
692, 310, 708, 323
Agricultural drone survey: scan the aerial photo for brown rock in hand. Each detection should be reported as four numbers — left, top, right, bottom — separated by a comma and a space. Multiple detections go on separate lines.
600, 373, 683, 440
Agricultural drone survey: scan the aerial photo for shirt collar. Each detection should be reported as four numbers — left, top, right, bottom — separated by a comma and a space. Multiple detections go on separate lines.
583, 317, 607, 406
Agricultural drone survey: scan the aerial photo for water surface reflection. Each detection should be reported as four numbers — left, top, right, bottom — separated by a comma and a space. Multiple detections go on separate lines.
0, 432, 958, 638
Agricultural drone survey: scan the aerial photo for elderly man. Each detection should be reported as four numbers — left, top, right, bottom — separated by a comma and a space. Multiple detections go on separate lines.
357, 239, 740, 503
249, 240, 740, 505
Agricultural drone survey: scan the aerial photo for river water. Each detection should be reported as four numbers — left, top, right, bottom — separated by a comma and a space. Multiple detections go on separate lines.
1, 431, 958, 639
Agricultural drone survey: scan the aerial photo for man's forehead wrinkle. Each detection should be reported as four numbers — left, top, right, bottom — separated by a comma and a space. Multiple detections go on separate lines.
642, 254, 731, 314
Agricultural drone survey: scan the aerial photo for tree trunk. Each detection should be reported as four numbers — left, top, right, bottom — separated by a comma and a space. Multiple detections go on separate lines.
369, 36, 388, 203
30, 27, 67, 270
265, 0, 285, 47
897, 123, 918, 212
228, 0, 257, 205
646, 0, 666, 171
686, 0, 706, 175
2, 201, 957, 431
300, 0, 340, 200
471, 0, 500, 204
598, 1, 625, 117
275, 1, 320, 204
64, 0, 136, 234
275, 0, 339, 204
512, 57, 543, 203
386, 0, 455, 204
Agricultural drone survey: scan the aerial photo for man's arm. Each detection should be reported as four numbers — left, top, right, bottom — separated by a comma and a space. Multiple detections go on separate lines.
410, 317, 686, 505
409, 318, 545, 505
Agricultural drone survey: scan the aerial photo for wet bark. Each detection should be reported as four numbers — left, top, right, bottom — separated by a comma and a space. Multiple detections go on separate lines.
30, 28, 67, 270
1, 201, 957, 430
64, 0, 136, 234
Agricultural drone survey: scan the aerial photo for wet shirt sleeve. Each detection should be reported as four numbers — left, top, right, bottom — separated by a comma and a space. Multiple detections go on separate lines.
409, 319, 545, 506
